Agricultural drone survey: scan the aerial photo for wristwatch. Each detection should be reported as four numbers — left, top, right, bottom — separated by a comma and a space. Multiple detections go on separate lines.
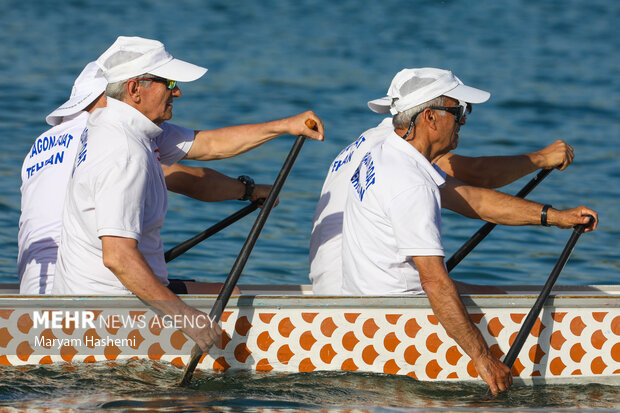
237, 175, 255, 201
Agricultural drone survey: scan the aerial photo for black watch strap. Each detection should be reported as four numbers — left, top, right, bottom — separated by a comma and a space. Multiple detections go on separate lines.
541, 204, 552, 227
237, 175, 255, 201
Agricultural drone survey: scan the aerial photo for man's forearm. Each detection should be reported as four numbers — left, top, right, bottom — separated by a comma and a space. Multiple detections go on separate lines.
184, 111, 323, 161
422, 276, 490, 360
414, 256, 512, 393
440, 176, 598, 230
434, 140, 573, 189
187, 122, 287, 161
163, 164, 245, 202
101, 236, 221, 351
434, 153, 537, 188
441, 175, 542, 224
415, 257, 491, 361
102, 236, 186, 309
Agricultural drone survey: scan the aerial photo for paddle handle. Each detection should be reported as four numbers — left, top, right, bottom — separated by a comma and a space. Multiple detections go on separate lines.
164, 202, 260, 263
179, 119, 316, 386
446, 168, 552, 272
502, 215, 594, 369
209, 134, 307, 323
208, 118, 315, 323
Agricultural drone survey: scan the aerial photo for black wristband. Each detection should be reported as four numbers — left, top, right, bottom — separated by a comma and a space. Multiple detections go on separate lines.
237, 175, 255, 201
541, 204, 552, 227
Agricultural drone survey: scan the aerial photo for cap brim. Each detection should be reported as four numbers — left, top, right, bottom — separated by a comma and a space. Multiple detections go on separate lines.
150, 58, 207, 82
367, 97, 392, 114
444, 83, 490, 104
45, 89, 105, 126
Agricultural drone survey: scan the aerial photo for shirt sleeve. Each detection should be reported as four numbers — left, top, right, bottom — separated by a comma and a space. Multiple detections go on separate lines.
156, 122, 195, 165
432, 163, 447, 187
94, 159, 148, 240
388, 185, 444, 257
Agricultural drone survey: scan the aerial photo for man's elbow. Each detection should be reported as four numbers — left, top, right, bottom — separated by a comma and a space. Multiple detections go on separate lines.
102, 250, 123, 274
101, 237, 134, 274
420, 277, 445, 295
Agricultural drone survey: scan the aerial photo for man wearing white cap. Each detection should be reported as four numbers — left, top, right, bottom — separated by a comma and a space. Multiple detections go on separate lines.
51, 36, 323, 351
18, 62, 273, 295
339, 68, 597, 394
18, 62, 108, 295
309, 68, 575, 295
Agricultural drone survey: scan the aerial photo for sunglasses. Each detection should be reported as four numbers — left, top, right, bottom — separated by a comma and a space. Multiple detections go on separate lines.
427, 101, 472, 124
138, 77, 177, 90
403, 101, 473, 139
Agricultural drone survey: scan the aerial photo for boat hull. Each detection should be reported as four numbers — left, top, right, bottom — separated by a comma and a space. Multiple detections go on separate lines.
0, 284, 618, 384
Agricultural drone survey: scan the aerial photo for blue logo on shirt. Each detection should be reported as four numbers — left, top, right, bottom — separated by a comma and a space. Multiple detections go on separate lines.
72, 128, 88, 176
350, 152, 376, 201
331, 134, 366, 173
24, 133, 74, 179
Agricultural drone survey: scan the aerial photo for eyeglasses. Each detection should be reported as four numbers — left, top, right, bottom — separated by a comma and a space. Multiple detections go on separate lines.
402, 101, 473, 139
138, 77, 177, 90
426, 102, 472, 124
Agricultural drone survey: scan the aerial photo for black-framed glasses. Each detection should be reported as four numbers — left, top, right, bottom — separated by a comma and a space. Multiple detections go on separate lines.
427, 103, 471, 124
402, 101, 473, 139
138, 77, 177, 90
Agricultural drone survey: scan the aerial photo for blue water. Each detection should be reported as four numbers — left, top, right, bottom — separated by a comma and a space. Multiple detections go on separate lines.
0, 0, 618, 410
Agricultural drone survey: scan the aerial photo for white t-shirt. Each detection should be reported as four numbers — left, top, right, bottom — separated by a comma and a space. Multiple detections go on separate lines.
49, 98, 193, 295
18, 108, 193, 295
18, 112, 88, 294
309, 118, 393, 294
341, 131, 447, 295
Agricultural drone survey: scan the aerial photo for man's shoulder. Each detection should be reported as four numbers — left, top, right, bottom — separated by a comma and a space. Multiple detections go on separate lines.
372, 138, 435, 190
86, 109, 135, 148
77, 115, 149, 175
324, 120, 392, 180
29, 114, 88, 145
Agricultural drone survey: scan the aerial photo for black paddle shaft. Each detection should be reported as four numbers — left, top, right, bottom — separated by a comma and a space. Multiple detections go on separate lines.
164, 202, 260, 263
502, 215, 594, 369
446, 168, 553, 272
179, 134, 308, 386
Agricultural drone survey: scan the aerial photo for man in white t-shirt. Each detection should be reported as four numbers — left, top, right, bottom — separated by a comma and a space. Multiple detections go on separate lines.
310, 71, 575, 295
340, 68, 598, 394
51, 36, 324, 351
19, 62, 272, 295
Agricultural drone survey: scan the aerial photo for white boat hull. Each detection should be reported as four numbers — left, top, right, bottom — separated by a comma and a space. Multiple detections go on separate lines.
0, 284, 618, 384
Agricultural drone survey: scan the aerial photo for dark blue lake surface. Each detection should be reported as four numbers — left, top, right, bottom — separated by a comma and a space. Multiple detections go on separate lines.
0, 0, 618, 410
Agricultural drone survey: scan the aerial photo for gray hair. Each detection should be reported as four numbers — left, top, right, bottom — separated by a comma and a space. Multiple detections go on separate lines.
392, 96, 446, 130
105, 74, 154, 100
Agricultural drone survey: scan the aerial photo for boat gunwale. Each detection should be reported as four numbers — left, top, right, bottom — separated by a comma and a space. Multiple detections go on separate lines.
0, 292, 617, 310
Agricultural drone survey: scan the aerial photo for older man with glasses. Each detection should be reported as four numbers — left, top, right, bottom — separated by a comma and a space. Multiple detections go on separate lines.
51, 36, 324, 352
18, 62, 275, 295
338, 68, 597, 394
310, 68, 576, 295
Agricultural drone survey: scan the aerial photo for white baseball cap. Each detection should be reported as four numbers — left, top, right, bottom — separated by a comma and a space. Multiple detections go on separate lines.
46, 61, 107, 126
368, 68, 490, 115
96, 36, 207, 83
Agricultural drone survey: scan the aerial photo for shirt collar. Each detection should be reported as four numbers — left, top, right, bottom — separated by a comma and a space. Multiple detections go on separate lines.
385, 131, 446, 187
105, 98, 163, 141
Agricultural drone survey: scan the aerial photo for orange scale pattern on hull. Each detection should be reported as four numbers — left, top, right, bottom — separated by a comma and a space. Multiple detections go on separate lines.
0, 299, 615, 384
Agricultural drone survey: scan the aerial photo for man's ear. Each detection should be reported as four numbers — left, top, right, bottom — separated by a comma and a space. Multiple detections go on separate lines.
422, 108, 438, 130
126, 79, 141, 103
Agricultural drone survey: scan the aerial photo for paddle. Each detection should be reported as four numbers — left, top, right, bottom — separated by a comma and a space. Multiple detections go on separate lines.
164, 201, 260, 263
501, 214, 594, 371
446, 168, 553, 272
178, 119, 317, 387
